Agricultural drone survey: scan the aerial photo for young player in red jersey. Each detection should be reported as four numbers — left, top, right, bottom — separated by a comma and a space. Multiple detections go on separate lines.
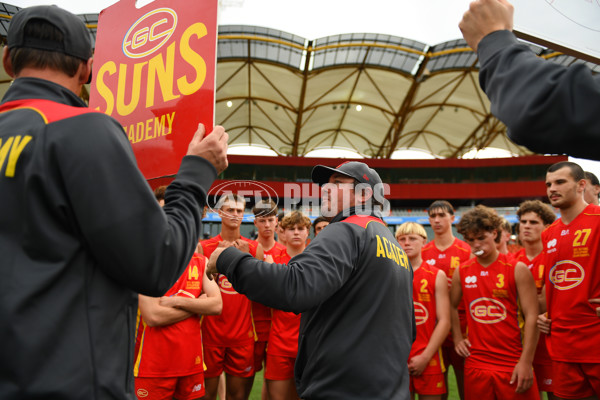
452, 205, 540, 400
134, 187, 223, 400
397, 222, 450, 400
312, 216, 329, 236
422, 200, 472, 400
252, 200, 286, 400
265, 211, 311, 400
539, 162, 600, 400
515, 200, 557, 400
200, 193, 264, 400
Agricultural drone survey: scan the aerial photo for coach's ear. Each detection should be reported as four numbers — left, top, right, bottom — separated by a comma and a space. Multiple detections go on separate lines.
3, 46, 15, 78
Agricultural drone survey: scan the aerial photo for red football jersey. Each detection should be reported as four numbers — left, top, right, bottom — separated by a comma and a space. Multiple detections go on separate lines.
422, 237, 471, 345
513, 249, 552, 367
201, 234, 257, 346
133, 254, 206, 377
267, 250, 301, 358
253, 242, 286, 341
409, 264, 445, 375
542, 204, 600, 363
459, 253, 523, 373
422, 237, 471, 285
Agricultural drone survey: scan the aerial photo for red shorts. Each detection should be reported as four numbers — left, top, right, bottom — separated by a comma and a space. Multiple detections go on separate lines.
441, 345, 464, 371
135, 372, 205, 400
533, 362, 553, 393
410, 373, 446, 395
203, 344, 255, 378
552, 361, 600, 399
254, 340, 268, 372
265, 353, 295, 381
464, 367, 539, 400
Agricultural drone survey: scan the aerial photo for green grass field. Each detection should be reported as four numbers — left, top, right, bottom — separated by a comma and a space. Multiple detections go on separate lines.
247, 368, 461, 399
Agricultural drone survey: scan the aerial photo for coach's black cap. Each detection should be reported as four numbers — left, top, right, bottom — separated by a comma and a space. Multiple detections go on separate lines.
312, 161, 384, 194
7, 5, 93, 60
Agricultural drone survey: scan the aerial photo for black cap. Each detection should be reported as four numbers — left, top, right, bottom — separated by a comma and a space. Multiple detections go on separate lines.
7, 5, 93, 61
312, 161, 384, 194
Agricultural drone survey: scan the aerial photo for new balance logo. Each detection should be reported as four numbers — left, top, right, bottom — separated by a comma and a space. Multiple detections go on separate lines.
192, 384, 203, 393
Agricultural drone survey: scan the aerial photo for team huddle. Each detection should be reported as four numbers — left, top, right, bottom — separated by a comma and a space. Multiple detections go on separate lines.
132, 161, 600, 400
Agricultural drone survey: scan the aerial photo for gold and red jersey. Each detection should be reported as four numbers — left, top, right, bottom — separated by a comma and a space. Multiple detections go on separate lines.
513, 249, 552, 367
459, 253, 523, 373
409, 264, 445, 375
267, 250, 301, 358
422, 237, 472, 285
253, 242, 287, 342
422, 237, 471, 345
541, 204, 600, 363
200, 234, 258, 347
133, 254, 206, 377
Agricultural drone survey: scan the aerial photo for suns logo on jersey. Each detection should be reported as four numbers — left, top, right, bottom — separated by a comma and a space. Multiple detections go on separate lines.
414, 302, 429, 325
218, 275, 238, 295
549, 260, 585, 290
469, 297, 507, 324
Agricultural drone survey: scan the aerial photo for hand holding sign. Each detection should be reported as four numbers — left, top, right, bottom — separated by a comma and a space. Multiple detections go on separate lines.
459, 0, 514, 51
187, 124, 228, 173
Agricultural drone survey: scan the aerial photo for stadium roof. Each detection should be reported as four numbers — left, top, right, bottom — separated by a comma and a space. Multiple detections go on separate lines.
0, 3, 597, 159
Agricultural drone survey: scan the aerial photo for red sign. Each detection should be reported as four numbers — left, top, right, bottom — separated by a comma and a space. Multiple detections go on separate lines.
89, 0, 218, 179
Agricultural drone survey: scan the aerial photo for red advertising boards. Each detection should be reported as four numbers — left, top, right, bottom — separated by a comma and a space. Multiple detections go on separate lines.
89, 0, 218, 180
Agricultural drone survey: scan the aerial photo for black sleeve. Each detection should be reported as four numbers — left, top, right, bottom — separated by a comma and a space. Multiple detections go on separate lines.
56, 113, 215, 296
217, 222, 361, 314
478, 30, 600, 160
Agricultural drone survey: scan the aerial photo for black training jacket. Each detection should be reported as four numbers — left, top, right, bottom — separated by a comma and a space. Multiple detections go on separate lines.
478, 30, 600, 161
0, 78, 216, 399
218, 209, 415, 400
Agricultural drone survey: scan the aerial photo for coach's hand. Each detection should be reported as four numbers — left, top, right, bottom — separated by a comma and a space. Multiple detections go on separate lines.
187, 123, 229, 173
459, 0, 514, 51
233, 239, 250, 254
206, 246, 227, 279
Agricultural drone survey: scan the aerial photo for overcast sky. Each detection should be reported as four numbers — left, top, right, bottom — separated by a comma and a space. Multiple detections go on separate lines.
8, 0, 471, 44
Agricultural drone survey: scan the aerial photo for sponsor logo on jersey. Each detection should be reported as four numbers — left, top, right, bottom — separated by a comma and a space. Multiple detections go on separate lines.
218, 275, 239, 295
549, 260, 585, 290
123, 8, 177, 59
192, 384, 203, 392
425, 259, 436, 266
414, 301, 429, 325
469, 297, 507, 324
137, 389, 149, 398
465, 275, 478, 288
547, 238, 557, 248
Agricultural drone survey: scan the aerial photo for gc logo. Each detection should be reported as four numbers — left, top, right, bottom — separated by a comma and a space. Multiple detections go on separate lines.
549, 261, 585, 290
414, 302, 429, 325
122, 8, 177, 58
469, 297, 507, 324
218, 275, 238, 295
